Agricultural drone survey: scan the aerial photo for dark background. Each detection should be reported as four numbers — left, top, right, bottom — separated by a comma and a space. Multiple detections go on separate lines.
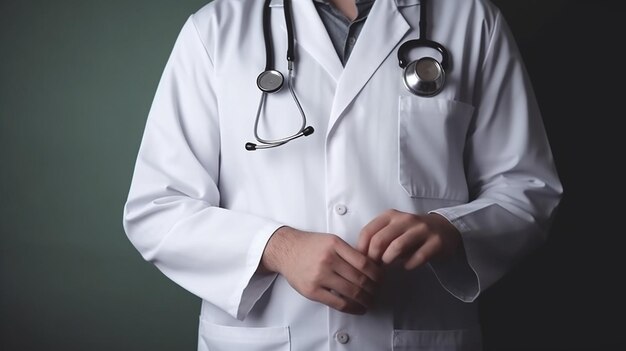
1, 0, 623, 350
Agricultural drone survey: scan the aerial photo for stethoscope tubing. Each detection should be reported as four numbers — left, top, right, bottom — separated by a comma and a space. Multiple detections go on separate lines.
247, 0, 312, 151
248, 0, 450, 150
252, 69, 307, 146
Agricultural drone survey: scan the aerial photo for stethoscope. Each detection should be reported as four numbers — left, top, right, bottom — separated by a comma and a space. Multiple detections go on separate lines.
246, 0, 313, 151
246, 0, 450, 151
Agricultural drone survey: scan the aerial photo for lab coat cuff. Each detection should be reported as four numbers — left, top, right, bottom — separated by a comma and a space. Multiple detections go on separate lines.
427, 209, 480, 302
234, 222, 284, 320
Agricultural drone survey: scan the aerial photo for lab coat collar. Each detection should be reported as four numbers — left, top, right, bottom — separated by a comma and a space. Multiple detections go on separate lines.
270, 0, 344, 81
270, 0, 417, 135
328, 0, 414, 136
270, 0, 420, 6
268, 0, 419, 82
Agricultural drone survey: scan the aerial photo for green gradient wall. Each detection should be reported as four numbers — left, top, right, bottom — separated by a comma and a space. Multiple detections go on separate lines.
1, 1, 209, 349
1, 1, 623, 350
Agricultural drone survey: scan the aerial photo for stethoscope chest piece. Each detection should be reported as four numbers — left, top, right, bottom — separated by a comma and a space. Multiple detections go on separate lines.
257, 70, 284, 93
396, 0, 450, 97
402, 57, 445, 96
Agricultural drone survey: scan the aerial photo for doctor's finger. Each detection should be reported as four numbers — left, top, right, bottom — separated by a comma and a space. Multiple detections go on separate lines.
380, 230, 426, 265
313, 288, 367, 315
322, 273, 374, 309
333, 259, 379, 294
357, 213, 391, 253
335, 243, 384, 283
365, 221, 409, 263
403, 238, 441, 270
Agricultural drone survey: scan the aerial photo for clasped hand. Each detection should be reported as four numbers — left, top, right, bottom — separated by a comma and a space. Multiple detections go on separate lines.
261, 209, 461, 315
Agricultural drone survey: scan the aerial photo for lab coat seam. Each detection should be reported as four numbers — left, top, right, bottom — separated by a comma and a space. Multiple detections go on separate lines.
478, 10, 502, 75
190, 13, 215, 68
408, 194, 468, 202
189, 12, 222, 175
428, 208, 470, 233
449, 215, 471, 233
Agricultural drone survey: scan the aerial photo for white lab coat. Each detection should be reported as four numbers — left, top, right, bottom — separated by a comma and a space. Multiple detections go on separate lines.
122, 0, 563, 349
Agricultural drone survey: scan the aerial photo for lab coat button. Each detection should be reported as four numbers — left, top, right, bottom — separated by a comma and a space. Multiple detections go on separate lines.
335, 331, 350, 344
334, 204, 347, 215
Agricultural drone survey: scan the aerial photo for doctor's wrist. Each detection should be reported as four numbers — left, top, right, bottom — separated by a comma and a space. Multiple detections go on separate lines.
260, 226, 299, 274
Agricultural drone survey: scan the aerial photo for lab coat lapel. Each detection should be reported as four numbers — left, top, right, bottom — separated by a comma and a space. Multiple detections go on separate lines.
327, 0, 413, 137
271, 0, 343, 82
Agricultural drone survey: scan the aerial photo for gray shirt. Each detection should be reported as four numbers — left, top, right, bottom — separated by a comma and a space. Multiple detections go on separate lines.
312, 0, 375, 66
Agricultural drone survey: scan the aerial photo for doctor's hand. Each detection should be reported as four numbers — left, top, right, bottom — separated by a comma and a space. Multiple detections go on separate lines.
357, 210, 462, 270
260, 226, 384, 315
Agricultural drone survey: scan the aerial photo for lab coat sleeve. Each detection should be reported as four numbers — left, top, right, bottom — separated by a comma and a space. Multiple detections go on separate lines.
428, 12, 563, 302
122, 15, 282, 321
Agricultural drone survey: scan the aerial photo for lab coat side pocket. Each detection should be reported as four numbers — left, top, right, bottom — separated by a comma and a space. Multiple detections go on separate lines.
392, 328, 482, 351
398, 96, 474, 200
198, 317, 290, 351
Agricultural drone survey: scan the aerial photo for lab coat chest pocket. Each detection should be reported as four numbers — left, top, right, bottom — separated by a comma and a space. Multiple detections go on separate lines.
398, 96, 474, 200
392, 328, 482, 351
198, 318, 290, 351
